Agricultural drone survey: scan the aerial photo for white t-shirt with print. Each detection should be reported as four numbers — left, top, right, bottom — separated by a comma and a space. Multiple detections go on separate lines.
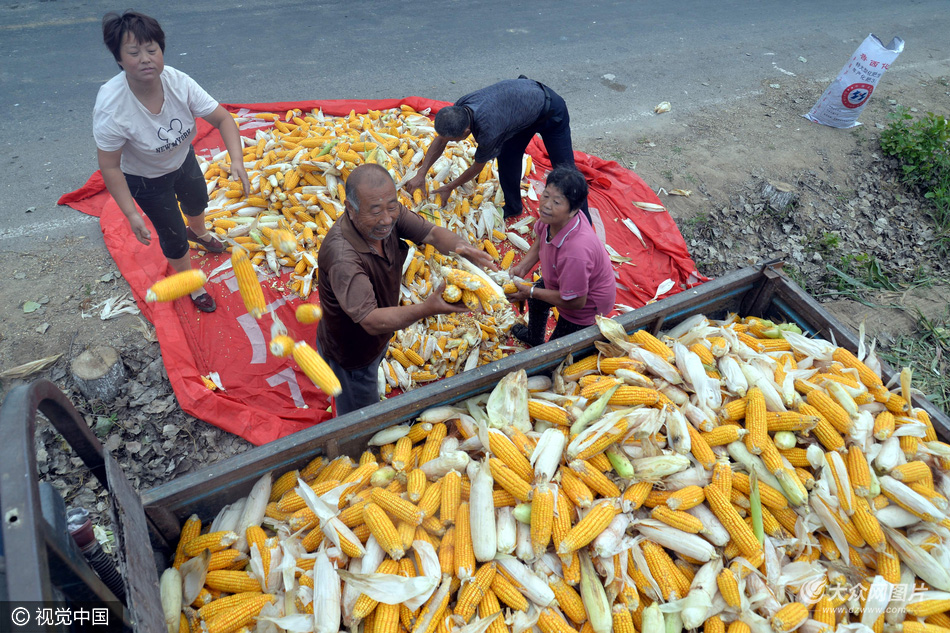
93, 65, 218, 178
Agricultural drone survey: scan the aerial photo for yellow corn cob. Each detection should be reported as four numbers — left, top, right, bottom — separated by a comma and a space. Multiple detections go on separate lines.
717, 568, 741, 608
455, 502, 475, 580
437, 470, 461, 525
573, 419, 629, 461
873, 410, 896, 440
731, 472, 788, 510
831, 347, 883, 388
549, 574, 587, 624
586, 452, 612, 472
146, 269, 208, 303
559, 468, 594, 509
900, 434, 920, 458
779, 448, 811, 468
641, 540, 680, 600
406, 468, 427, 503
198, 592, 273, 623
688, 425, 717, 469
293, 341, 342, 396
771, 602, 809, 633
650, 505, 704, 533
369, 487, 423, 526
479, 573, 521, 614
528, 400, 569, 426
744, 387, 768, 454
538, 607, 579, 633
405, 347, 427, 369
800, 404, 846, 452
906, 600, 950, 618
568, 460, 620, 498
455, 561, 496, 621
705, 615, 726, 633
563, 354, 600, 378
204, 570, 262, 594
299, 454, 327, 481
711, 459, 733, 497
846, 445, 871, 497
890, 460, 932, 483
295, 303, 322, 324
629, 329, 674, 361
850, 497, 885, 552
765, 411, 819, 432
173, 514, 201, 568
701, 425, 745, 446
726, 622, 751, 633
245, 525, 269, 578
441, 283, 463, 302
268, 469, 299, 503
363, 502, 404, 559
207, 549, 248, 571
277, 479, 341, 513
621, 480, 652, 510
704, 484, 763, 564
530, 483, 555, 557
267, 334, 294, 359
418, 423, 447, 466
488, 459, 532, 502
806, 389, 852, 434
558, 499, 619, 554
183, 530, 238, 557
231, 249, 266, 318
487, 430, 533, 482
390, 348, 413, 370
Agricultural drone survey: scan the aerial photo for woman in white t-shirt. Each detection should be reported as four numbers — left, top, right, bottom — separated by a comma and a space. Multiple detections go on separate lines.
93, 11, 249, 312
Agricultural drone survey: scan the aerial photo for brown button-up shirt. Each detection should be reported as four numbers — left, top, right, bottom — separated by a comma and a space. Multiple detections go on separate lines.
316, 205, 433, 370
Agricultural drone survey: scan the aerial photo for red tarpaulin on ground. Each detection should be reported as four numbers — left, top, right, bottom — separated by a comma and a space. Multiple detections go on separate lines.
59, 96, 706, 445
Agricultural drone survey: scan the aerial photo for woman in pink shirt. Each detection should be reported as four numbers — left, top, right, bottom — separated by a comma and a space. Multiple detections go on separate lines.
507, 167, 616, 347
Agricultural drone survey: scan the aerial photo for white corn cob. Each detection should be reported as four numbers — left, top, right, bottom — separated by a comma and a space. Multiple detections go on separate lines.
470, 459, 497, 562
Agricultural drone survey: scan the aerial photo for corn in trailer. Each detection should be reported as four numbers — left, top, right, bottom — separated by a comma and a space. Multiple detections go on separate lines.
2, 261, 948, 627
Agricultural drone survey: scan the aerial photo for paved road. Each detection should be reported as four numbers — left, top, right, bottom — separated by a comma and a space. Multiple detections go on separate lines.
1, 0, 947, 251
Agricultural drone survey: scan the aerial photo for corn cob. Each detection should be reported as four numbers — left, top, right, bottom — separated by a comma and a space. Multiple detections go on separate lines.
146, 269, 208, 302
230, 248, 267, 318
292, 341, 342, 396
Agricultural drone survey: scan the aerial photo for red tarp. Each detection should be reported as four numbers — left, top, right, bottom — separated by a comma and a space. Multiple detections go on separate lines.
59, 97, 706, 445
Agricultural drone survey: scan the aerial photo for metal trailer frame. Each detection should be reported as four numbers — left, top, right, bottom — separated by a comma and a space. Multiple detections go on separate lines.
2, 262, 947, 624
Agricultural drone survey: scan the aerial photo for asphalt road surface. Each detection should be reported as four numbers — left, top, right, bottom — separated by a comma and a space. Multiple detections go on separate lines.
1, 0, 947, 252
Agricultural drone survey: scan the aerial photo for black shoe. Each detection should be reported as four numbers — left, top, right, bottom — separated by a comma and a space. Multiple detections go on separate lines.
503, 206, 521, 219
511, 324, 541, 347
191, 292, 216, 313
186, 227, 226, 253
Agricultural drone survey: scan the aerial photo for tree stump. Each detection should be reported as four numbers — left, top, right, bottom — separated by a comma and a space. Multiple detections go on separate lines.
761, 181, 798, 211
71, 346, 127, 402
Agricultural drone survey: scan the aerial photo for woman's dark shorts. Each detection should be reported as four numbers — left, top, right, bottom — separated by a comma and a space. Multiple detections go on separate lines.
124, 147, 209, 259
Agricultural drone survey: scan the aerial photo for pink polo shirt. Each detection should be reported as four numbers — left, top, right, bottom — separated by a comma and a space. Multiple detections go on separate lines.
536, 215, 616, 326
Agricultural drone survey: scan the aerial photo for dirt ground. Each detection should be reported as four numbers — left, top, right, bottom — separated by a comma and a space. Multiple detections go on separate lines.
1, 67, 948, 508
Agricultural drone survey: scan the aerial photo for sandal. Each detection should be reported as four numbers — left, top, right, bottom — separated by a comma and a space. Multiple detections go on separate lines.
191, 292, 216, 313
186, 227, 226, 253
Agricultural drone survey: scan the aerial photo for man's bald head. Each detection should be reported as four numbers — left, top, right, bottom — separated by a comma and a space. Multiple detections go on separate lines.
345, 164, 395, 213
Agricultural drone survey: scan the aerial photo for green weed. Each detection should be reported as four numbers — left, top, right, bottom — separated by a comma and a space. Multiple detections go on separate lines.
880, 107, 950, 241
877, 306, 950, 414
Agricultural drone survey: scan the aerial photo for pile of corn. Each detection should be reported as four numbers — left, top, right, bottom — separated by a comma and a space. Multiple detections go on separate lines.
161, 312, 950, 633
196, 106, 537, 391
197, 105, 534, 297
382, 260, 523, 393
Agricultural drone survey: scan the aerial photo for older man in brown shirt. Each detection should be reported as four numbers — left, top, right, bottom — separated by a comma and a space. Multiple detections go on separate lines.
316, 164, 496, 416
